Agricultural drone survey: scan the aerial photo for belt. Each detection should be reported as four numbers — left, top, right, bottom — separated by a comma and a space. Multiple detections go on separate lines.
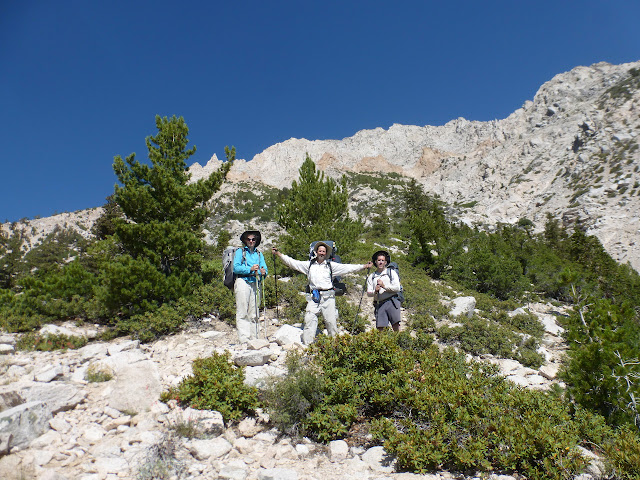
374, 295, 398, 307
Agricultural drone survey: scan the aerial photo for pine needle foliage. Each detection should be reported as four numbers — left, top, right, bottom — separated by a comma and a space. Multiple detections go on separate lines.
113, 115, 233, 275
276, 154, 362, 260
101, 115, 233, 317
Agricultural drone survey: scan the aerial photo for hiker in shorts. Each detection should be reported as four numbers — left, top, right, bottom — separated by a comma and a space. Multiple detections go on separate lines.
367, 250, 402, 331
234, 230, 268, 343
272, 242, 373, 345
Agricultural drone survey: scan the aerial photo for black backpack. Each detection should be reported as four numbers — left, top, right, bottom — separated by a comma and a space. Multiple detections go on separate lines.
307, 241, 346, 296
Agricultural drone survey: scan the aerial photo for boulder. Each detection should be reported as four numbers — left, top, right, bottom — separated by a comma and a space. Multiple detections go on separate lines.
361, 445, 396, 473
233, 350, 273, 367
449, 296, 476, 318
106, 359, 162, 414
23, 383, 86, 414
188, 437, 233, 460
273, 325, 303, 346
0, 401, 51, 451
329, 439, 349, 461
167, 407, 225, 436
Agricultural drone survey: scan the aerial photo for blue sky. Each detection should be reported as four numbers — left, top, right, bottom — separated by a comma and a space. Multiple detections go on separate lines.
1, 1, 639, 222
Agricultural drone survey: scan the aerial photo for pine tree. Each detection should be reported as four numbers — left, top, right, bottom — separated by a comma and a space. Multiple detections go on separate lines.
276, 155, 361, 259
102, 115, 233, 315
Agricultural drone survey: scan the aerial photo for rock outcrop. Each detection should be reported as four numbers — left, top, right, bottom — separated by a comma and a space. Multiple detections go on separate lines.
194, 60, 640, 270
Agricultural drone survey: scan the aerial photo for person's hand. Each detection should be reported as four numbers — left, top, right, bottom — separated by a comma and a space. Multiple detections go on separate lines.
260, 267, 267, 275
272, 247, 281, 257
364, 261, 373, 269
250, 264, 259, 272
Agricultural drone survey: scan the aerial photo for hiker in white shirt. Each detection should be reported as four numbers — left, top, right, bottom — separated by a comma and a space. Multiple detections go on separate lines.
273, 242, 372, 344
367, 250, 402, 331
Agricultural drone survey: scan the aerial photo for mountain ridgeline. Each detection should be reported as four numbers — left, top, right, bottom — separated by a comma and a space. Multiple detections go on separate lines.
193, 60, 640, 271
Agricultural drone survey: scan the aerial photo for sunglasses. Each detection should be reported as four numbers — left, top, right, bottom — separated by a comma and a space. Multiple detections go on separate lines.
246, 237, 257, 242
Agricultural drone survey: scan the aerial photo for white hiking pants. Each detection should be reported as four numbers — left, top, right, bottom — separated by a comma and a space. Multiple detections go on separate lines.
303, 290, 338, 345
235, 278, 260, 343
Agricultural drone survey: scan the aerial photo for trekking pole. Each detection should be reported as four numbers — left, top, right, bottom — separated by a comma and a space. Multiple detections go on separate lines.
272, 252, 280, 322
254, 271, 260, 340
353, 267, 370, 333
261, 272, 267, 340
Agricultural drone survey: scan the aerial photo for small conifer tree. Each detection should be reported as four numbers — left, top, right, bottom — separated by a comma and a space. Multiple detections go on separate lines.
276, 155, 361, 259
100, 115, 233, 316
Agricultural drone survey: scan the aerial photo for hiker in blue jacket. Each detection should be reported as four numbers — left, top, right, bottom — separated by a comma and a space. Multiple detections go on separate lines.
367, 250, 402, 331
234, 230, 268, 343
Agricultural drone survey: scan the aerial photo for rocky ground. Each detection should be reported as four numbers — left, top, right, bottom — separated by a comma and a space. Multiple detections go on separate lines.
0, 295, 593, 480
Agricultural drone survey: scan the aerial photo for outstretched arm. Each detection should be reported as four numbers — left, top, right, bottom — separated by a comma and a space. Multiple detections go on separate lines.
272, 247, 310, 274
332, 261, 373, 276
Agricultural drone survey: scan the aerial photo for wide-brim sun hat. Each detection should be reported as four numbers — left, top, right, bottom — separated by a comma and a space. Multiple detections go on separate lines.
313, 241, 333, 257
372, 250, 390, 264
240, 230, 261, 247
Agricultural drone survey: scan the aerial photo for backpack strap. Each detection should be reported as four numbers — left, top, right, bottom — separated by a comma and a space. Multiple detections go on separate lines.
307, 258, 334, 288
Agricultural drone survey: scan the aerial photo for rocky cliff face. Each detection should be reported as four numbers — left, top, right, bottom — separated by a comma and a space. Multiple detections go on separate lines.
193, 60, 640, 269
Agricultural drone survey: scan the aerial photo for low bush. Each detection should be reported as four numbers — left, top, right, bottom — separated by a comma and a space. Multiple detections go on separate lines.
263, 352, 326, 437
114, 304, 184, 343
160, 352, 259, 422
265, 332, 639, 478
603, 424, 640, 479
16, 332, 87, 351
85, 364, 114, 383
437, 316, 544, 368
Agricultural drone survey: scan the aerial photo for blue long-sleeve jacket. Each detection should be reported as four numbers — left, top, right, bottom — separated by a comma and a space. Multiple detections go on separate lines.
233, 246, 268, 283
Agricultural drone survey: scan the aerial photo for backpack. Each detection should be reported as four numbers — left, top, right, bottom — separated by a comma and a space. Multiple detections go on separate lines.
307, 241, 346, 296
386, 262, 405, 303
222, 247, 246, 290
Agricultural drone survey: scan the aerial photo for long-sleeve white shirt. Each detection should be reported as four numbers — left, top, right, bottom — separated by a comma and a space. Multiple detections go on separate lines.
278, 254, 365, 290
367, 268, 401, 301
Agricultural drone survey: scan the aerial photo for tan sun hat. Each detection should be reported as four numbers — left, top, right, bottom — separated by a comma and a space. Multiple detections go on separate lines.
313, 241, 332, 257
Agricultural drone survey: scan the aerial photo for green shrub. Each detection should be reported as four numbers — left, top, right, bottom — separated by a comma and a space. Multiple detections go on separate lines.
266, 332, 414, 441
263, 352, 326, 437
264, 332, 634, 478
437, 316, 544, 368
160, 352, 259, 422
175, 281, 235, 324
16, 332, 87, 351
115, 304, 184, 342
0, 305, 43, 333
85, 364, 114, 382
561, 298, 640, 428
603, 424, 640, 479
371, 347, 588, 479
